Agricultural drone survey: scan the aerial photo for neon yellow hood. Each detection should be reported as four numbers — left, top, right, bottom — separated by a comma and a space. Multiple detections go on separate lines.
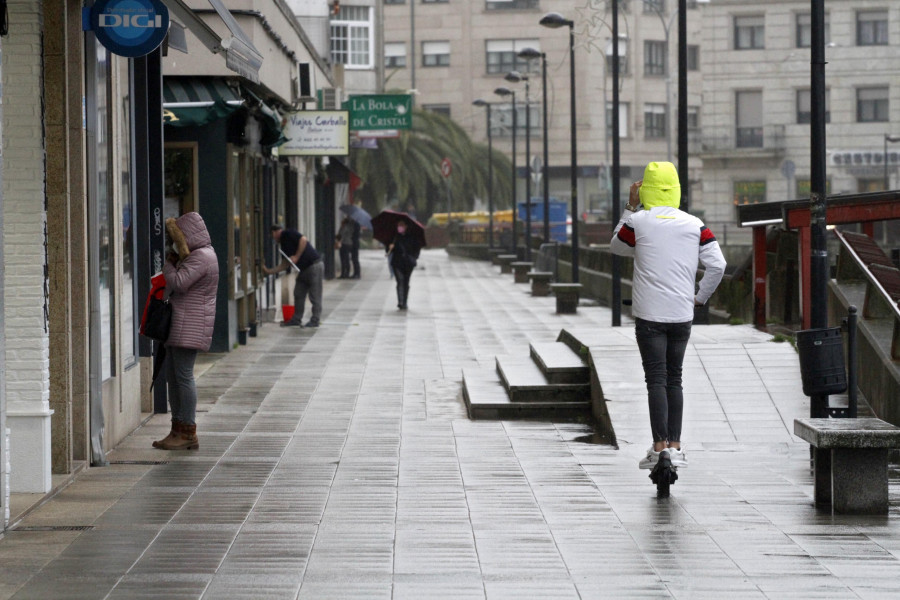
638, 161, 681, 209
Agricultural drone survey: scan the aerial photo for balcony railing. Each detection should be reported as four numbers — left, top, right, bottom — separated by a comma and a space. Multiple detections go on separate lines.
701, 124, 786, 154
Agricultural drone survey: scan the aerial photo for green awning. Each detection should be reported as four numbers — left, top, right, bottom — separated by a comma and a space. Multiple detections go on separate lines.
163, 77, 244, 128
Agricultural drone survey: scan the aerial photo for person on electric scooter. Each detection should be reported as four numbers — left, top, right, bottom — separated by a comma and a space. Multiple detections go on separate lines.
610, 161, 726, 473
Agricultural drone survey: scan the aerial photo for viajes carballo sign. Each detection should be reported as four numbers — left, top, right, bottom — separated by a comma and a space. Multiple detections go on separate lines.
280, 111, 350, 157
82, 0, 170, 58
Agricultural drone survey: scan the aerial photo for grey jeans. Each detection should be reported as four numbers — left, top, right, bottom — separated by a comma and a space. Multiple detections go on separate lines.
165, 345, 199, 425
634, 318, 692, 444
291, 260, 324, 324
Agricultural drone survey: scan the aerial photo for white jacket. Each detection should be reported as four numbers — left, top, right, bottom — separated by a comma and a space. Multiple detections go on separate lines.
610, 206, 726, 323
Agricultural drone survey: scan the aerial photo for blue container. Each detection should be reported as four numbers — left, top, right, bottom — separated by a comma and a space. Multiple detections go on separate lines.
517, 198, 567, 242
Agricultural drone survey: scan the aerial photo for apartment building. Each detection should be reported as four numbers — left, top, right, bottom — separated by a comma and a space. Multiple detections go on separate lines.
382, 0, 705, 221
700, 0, 900, 234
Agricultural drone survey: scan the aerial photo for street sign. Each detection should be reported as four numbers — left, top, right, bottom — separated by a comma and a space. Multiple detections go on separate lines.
441, 158, 452, 178
531, 155, 542, 185
342, 94, 412, 131
781, 159, 796, 179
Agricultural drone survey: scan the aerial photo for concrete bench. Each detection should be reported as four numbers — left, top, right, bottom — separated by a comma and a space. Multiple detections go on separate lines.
794, 417, 900, 514
497, 254, 517, 274
528, 271, 553, 296
489, 248, 507, 265
511, 261, 533, 284
550, 283, 582, 314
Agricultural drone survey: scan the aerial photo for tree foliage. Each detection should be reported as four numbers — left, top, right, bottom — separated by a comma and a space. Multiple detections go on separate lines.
349, 108, 512, 222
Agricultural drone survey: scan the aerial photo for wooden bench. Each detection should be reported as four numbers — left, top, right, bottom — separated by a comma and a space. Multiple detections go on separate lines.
511, 261, 533, 284
794, 417, 900, 514
528, 271, 553, 296
550, 283, 582, 314
497, 254, 517, 274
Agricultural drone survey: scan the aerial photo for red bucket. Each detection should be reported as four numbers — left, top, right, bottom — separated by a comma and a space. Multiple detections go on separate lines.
282, 305, 295, 322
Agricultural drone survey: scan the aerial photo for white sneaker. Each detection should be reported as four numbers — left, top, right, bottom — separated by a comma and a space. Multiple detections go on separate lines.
667, 447, 688, 468
639, 447, 660, 470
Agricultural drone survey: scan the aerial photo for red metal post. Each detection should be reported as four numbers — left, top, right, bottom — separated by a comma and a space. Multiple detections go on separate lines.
799, 225, 812, 329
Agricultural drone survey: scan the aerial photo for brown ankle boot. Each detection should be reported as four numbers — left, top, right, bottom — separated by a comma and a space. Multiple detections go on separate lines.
152, 420, 182, 449
156, 423, 199, 451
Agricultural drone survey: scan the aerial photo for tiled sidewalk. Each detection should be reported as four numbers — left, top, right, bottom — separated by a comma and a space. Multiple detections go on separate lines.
1, 249, 899, 599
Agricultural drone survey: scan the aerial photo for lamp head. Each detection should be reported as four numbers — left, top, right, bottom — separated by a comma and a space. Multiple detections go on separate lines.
504, 71, 525, 83
473, 99, 489, 107
886, 134, 900, 143
494, 86, 513, 97
540, 12, 572, 29
517, 47, 542, 61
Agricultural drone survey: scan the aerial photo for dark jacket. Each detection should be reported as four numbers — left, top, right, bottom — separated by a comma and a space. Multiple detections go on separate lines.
390, 233, 421, 271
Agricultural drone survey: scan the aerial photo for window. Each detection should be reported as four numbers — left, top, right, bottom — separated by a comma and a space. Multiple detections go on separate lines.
384, 0, 404, 4
422, 41, 450, 67
606, 101, 630, 138
687, 45, 699, 71
796, 12, 830, 48
486, 39, 540, 75
385, 42, 406, 68
857, 87, 889, 122
687, 105, 700, 130
796, 89, 830, 124
857, 11, 888, 46
643, 0, 664, 13
734, 15, 765, 50
644, 103, 667, 139
686, 0, 698, 8
606, 36, 628, 75
736, 90, 763, 148
331, 6, 373, 68
734, 181, 766, 205
644, 40, 667, 76
423, 104, 451, 117
486, 0, 538, 9
490, 102, 541, 136
423, 0, 448, 3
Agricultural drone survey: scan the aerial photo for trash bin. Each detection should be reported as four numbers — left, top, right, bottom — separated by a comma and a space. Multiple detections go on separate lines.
282, 305, 295, 323
795, 327, 847, 396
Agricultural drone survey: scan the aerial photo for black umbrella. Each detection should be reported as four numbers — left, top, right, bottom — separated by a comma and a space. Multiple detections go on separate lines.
339, 204, 372, 230
371, 210, 427, 249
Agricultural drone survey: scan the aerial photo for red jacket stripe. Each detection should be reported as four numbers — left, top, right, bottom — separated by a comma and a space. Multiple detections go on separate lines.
699, 226, 717, 246
617, 224, 636, 247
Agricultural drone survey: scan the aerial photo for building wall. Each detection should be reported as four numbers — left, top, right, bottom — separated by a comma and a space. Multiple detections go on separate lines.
2, 0, 53, 493
700, 0, 900, 228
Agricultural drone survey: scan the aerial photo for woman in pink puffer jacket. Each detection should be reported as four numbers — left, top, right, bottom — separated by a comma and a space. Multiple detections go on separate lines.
153, 212, 219, 451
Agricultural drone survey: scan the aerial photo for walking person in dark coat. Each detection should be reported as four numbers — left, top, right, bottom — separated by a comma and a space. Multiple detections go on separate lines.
387, 220, 422, 310
262, 224, 323, 328
153, 212, 219, 451
336, 217, 355, 279
350, 218, 361, 278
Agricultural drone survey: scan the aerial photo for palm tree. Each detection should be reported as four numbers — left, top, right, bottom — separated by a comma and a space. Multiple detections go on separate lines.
350, 108, 512, 223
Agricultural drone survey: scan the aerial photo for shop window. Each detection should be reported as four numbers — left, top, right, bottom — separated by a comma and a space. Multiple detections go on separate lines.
734, 181, 766, 206
118, 57, 137, 366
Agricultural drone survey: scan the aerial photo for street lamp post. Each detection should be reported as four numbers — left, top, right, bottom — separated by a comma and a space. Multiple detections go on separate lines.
506, 71, 532, 261
518, 47, 550, 245
473, 99, 495, 248
540, 12, 579, 283
884, 134, 900, 190
495, 86, 517, 255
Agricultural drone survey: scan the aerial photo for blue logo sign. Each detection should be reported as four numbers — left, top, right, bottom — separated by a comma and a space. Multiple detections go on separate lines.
84, 0, 169, 58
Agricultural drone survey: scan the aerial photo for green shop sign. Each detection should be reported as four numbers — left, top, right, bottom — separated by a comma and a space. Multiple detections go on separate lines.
343, 94, 412, 131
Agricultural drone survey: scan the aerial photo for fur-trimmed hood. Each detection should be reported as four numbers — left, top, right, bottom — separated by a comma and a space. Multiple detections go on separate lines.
166, 212, 212, 261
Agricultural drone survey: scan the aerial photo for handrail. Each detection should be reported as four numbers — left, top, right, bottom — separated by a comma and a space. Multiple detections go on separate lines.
834, 229, 900, 361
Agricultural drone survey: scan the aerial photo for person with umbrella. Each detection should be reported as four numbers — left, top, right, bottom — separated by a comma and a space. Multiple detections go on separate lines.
376, 212, 424, 310
340, 204, 370, 279
336, 216, 355, 279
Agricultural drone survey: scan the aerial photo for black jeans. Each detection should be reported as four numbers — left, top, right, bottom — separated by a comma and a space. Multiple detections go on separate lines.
339, 244, 352, 277
634, 318, 692, 444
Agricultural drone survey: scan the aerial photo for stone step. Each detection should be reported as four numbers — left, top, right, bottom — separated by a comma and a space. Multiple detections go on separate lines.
495, 355, 591, 404
462, 367, 590, 421
530, 342, 590, 384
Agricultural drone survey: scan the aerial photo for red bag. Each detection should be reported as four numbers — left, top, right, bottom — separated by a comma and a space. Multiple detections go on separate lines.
139, 272, 167, 337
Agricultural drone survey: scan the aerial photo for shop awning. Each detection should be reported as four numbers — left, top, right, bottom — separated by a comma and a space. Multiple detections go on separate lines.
161, 0, 264, 83
163, 77, 244, 127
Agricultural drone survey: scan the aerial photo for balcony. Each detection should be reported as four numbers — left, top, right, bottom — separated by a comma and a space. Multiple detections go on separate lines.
700, 124, 786, 165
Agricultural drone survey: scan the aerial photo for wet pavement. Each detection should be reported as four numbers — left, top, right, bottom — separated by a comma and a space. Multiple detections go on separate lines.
2, 249, 900, 599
